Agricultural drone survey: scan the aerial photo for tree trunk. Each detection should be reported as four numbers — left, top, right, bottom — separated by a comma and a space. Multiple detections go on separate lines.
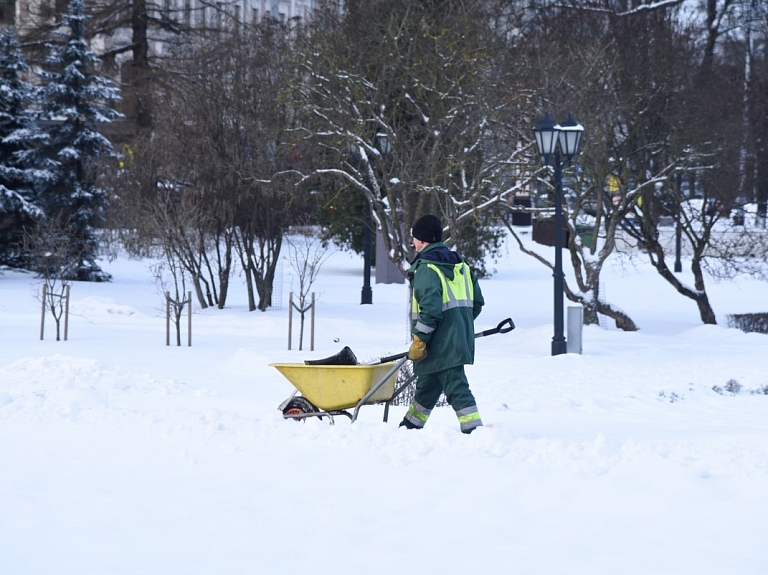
192, 274, 208, 309
596, 300, 639, 331
647, 242, 718, 325
563, 283, 639, 332
244, 264, 256, 312
255, 267, 275, 312
175, 309, 182, 346
216, 238, 233, 310
690, 253, 717, 324
235, 232, 258, 312
298, 308, 305, 351
200, 249, 219, 307
253, 235, 282, 312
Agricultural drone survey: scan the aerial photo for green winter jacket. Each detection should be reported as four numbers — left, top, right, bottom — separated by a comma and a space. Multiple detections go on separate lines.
408, 242, 484, 376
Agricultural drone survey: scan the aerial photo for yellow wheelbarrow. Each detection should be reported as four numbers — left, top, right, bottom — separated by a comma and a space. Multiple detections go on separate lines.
272, 355, 410, 423
271, 318, 515, 424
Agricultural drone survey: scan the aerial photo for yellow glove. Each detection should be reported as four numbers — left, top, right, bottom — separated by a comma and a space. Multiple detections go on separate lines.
408, 335, 427, 362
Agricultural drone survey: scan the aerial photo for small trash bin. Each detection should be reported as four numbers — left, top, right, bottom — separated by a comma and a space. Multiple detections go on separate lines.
533, 219, 554, 246
533, 219, 570, 247
511, 195, 532, 226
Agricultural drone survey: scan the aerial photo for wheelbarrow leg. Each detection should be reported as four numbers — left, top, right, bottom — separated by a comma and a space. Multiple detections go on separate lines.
383, 373, 417, 423
351, 356, 408, 423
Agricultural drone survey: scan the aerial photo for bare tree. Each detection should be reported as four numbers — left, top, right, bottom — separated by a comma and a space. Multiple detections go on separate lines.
106, 130, 219, 309
608, 7, 745, 325
107, 22, 308, 312
508, 1, 748, 328
285, 224, 334, 351
232, 184, 289, 312
23, 217, 84, 341
287, 0, 534, 275
150, 250, 191, 346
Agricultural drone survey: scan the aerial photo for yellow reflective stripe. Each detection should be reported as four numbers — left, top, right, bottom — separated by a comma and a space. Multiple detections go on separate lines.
412, 261, 475, 323
426, 263, 474, 311
426, 263, 451, 304
462, 263, 474, 300
456, 406, 482, 431
405, 401, 432, 426
407, 406, 429, 423
458, 411, 481, 424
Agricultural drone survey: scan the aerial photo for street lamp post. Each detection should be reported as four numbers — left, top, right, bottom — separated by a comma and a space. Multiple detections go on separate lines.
674, 174, 683, 273
674, 223, 683, 272
360, 133, 391, 305
533, 113, 584, 356
361, 204, 373, 304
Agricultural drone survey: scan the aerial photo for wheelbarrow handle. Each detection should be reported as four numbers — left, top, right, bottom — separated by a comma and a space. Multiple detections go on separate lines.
369, 317, 515, 364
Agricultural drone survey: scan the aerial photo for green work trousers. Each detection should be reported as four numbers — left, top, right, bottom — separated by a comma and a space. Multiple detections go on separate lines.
403, 365, 482, 432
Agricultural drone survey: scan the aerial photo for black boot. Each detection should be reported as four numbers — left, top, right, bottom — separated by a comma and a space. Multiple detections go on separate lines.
399, 419, 420, 430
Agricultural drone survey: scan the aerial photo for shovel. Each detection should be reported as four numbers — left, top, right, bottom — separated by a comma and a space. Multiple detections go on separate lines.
305, 317, 515, 366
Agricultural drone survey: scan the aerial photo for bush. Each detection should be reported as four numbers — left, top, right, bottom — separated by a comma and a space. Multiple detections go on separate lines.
726, 313, 768, 334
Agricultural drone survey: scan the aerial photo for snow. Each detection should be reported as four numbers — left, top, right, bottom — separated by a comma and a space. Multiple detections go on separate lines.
1, 230, 767, 575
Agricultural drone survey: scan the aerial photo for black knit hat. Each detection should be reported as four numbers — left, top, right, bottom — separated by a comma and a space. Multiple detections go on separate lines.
412, 215, 443, 243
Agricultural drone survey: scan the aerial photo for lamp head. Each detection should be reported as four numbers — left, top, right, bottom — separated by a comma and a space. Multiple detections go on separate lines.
533, 114, 559, 160
557, 114, 584, 159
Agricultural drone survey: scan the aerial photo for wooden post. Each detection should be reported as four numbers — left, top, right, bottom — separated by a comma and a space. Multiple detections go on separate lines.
165, 291, 170, 346
40, 284, 47, 340
63, 285, 70, 341
187, 291, 192, 347
310, 292, 315, 351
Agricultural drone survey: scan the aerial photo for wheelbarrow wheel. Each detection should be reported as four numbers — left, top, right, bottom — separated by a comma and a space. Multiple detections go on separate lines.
282, 396, 321, 421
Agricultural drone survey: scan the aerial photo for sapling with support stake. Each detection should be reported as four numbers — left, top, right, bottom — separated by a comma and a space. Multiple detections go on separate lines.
288, 291, 315, 351
38, 284, 71, 341
285, 224, 334, 351
151, 254, 193, 346
166, 291, 192, 347
23, 217, 81, 342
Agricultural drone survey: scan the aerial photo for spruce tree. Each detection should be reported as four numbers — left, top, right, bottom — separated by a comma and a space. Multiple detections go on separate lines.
34, 0, 122, 281
0, 28, 47, 267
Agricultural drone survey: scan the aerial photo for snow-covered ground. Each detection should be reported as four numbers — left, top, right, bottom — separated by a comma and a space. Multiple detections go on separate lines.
1, 229, 767, 575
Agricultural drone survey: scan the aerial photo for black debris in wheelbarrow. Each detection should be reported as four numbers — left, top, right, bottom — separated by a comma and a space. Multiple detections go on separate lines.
304, 346, 358, 366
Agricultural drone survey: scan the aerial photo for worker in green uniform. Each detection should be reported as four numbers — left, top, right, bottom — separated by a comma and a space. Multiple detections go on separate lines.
400, 214, 485, 434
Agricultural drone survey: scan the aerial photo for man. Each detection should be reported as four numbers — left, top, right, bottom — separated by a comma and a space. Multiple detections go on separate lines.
400, 214, 485, 434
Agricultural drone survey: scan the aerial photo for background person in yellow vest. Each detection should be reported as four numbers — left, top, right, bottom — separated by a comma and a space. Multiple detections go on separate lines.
401, 215, 485, 434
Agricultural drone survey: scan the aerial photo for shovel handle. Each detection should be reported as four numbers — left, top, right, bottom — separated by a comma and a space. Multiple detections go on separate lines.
376, 351, 409, 364
475, 317, 515, 338
372, 317, 515, 364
